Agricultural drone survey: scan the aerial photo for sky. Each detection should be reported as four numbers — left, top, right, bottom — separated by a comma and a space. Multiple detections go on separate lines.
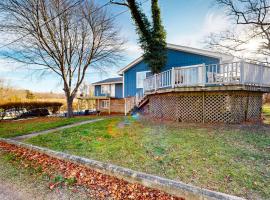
0, 0, 229, 93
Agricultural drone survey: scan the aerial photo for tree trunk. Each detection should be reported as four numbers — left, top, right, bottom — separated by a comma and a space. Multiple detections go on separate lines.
66, 96, 74, 118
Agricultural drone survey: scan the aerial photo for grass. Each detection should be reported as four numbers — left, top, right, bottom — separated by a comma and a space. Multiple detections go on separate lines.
263, 104, 270, 124
0, 116, 97, 138
25, 116, 270, 199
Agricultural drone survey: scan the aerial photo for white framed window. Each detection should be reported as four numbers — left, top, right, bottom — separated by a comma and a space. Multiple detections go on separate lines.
136, 71, 150, 88
101, 100, 109, 108
101, 85, 110, 95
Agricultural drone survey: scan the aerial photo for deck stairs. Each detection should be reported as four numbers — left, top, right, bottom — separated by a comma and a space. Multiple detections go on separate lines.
127, 93, 149, 115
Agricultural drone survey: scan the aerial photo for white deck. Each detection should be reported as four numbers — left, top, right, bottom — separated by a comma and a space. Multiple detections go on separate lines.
143, 62, 270, 93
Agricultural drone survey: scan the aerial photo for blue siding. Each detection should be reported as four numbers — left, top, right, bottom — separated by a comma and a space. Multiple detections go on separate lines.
115, 83, 123, 98
124, 49, 220, 97
94, 84, 123, 98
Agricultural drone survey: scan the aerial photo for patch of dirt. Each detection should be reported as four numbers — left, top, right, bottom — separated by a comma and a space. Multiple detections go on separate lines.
0, 181, 95, 200
117, 121, 126, 129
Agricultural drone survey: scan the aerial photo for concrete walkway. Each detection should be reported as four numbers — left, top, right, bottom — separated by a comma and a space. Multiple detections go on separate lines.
12, 118, 104, 141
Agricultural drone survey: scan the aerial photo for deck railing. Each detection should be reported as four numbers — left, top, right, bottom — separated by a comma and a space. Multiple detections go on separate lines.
143, 61, 270, 93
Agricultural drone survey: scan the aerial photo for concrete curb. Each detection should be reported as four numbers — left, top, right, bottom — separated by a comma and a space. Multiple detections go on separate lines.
0, 138, 245, 200
11, 118, 104, 140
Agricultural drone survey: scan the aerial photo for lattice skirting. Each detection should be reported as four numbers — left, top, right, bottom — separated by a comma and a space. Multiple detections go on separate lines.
147, 91, 263, 123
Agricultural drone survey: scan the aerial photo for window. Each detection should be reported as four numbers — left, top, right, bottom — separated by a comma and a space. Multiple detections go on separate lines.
101, 100, 109, 108
101, 85, 110, 95
136, 71, 150, 88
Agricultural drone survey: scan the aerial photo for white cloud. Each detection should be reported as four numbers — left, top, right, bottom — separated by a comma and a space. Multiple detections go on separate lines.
202, 11, 229, 34
168, 10, 230, 48
123, 42, 143, 58
0, 58, 26, 72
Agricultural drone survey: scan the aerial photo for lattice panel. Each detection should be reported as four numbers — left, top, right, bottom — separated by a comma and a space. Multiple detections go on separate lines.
177, 94, 203, 122
149, 94, 177, 120
230, 93, 247, 123
149, 96, 162, 118
147, 91, 263, 123
204, 93, 232, 123
247, 93, 262, 120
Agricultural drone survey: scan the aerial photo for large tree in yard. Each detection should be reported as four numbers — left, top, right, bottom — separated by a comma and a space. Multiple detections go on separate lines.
207, 0, 270, 62
111, 0, 167, 73
0, 0, 124, 117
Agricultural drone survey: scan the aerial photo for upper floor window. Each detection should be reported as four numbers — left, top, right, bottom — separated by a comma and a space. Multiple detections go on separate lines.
136, 71, 150, 88
101, 85, 110, 95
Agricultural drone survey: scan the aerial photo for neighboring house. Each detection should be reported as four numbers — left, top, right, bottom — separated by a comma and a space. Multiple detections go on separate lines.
117, 43, 270, 123
91, 77, 125, 114
93, 77, 123, 98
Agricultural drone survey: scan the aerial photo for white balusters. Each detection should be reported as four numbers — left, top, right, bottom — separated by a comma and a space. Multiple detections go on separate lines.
143, 62, 270, 93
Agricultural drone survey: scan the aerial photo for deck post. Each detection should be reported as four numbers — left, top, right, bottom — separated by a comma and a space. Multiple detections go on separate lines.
171, 67, 175, 88
259, 64, 263, 86
240, 60, 244, 84
202, 63, 206, 86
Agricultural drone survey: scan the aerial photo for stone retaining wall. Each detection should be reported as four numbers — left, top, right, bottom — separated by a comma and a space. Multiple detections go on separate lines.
0, 138, 245, 200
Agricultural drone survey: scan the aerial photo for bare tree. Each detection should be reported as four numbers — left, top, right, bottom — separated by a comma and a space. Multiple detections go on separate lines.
206, 0, 270, 63
0, 0, 124, 117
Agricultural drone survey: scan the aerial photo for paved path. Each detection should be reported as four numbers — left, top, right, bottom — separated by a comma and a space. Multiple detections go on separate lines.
0, 181, 33, 200
12, 118, 104, 141
0, 179, 97, 200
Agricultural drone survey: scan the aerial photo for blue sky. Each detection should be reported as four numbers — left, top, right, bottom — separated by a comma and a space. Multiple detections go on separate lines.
0, 0, 228, 93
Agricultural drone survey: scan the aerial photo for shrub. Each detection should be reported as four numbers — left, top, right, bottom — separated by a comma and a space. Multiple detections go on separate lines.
0, 101, 63, 120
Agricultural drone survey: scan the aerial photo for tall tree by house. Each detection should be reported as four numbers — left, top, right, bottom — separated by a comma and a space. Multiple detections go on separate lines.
111, 0, 167, 73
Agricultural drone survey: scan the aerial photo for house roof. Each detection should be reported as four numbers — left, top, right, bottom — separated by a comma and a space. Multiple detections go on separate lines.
118, 43, 233, 75
92, 77, 123, 85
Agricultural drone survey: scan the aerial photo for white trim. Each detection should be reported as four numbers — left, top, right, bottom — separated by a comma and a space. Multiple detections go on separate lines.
92, 81, 122, 86
117, 44, 233, 75
136, 71, 148, 89
123, 73, 125, 98
118, 56, 143, 75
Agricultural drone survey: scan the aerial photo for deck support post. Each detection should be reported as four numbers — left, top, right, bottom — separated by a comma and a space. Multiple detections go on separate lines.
124, 98, 127, 116
154, 74, 157, 91
202, 91, 205, 123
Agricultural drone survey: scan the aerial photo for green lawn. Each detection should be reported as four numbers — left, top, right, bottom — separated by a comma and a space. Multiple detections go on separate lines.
263, 104, 270, 124
0, 116, 97, 138
25, 117, 270, 199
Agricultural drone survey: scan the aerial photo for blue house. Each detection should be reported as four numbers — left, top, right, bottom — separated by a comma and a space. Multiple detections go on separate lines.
117, 44, 232, 116
116, 44, 270, 123
90, 44, 270, 123
118, 44, 232, 98
91, 77, 125, 114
